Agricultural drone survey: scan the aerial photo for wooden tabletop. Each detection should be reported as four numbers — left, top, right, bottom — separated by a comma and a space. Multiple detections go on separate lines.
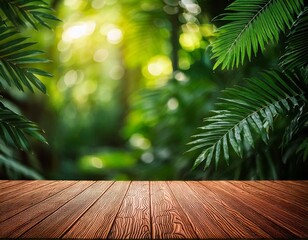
0, 180, 307, 239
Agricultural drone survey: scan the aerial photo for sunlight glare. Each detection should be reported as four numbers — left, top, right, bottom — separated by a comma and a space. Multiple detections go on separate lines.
141, 152, 154, 164
90, 157, 103, 168
167, 98, 179, 111
129, 134, 151, 150
62, 21, 96, 42
107, 28, 123, 44
93, 48, 109, 62
64, 70, 78, 87
146, 56, 172, 77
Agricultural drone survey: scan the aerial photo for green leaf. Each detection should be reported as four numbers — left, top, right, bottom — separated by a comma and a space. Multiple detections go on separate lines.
280, 7, 308, 70
204, 146, 214, 170
0, 0, 60, 29
222, 135, 229, 165
211, 0, 305, 70
0, 155, 43, 179
215, 140, 221, 169
189, 70, 306, 169
0, 25, 50, 93
0, 104, 47, 151
242, 120, 254, 147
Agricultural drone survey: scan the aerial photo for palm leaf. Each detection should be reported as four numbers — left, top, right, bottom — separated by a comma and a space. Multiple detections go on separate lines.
0, 0, 60, 29
188, 70, 307, 169
0, 24, 51, 93
211, 0, 304, 70
280, 7, 308, 70
0, 154, 43, 179
0, 103, 47, 151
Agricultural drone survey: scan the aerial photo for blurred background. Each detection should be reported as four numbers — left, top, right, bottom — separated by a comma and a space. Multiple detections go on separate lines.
1, 0, 307, 180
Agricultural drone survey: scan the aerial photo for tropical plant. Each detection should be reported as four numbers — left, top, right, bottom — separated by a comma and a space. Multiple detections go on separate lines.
189, 0, 307, 177
0, 0, 58, 179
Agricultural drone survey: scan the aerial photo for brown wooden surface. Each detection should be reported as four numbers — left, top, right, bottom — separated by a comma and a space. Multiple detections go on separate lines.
0, 180, 307, 239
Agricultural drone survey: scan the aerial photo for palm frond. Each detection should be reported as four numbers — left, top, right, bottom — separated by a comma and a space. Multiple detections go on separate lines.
280, 7, 308, 70
0, 24, 51, 93
0, 154, 43, 179
0, 0, 60, 29
188, 70, 307, 169
0, 102, 47, 151
211, 0, 304, 70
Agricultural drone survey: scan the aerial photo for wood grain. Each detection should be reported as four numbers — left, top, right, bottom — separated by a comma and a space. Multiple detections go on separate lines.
0, 180, 306, 239
168, 181, 229, 239
108, 181, 151, 239
188, 181, 271, 239
0, 180, 21, 189
0, 180, 52, 203
214, 181, 307, 237
150, 181, 197, 239
0, 181, 93, 238
21, 181, 113, 238
62, 181, 130, 239
200, 181, 299, 238
248, 181, 307, 209
0, 181, 37, 201
0, 180, 76, 223
242, 181, 308, 218
260, 180, 308, 202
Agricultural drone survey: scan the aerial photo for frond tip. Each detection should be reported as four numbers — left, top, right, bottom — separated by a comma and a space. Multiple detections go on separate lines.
0, 0, 60, 29
0, 25, 51, 93
0, 103, 47, 151
189, 70, 307, 169
211, 0, 304, 70
280, 7, 308, 70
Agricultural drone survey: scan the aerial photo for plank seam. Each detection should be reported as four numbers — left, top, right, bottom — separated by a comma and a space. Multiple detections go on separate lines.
0, 181, 78, 224
214, 181, 299, 237
18, 181, 97, 238
245, 181, 308, 210
166, 181, 199, 239
258, 181, 308, 201
228, 181, 308, 232
106, 181, 132, 239
59, 181, 116, 238
0, 181, 55, 204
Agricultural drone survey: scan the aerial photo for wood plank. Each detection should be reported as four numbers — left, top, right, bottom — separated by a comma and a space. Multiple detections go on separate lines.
219, 181, 308, 237
230, 181, 308, 226
0, 180, 33, 195
200, 181, 298, 238
0, 180, 53, 203
0, 180, 76, 222
0, 180, 306, 239
21, 181, 113, 239
260, 181, 308, 201
244, 181, 308, 216
108, 181, 151, 239
150, 181, 197, 239
249, 181, 307, 208
0, 180, 28, 190
168, 181, 229, 239
187, 181, 271, 239
0, 181, 93, 238
274, 181, 308, 196
62, 181, 130, 239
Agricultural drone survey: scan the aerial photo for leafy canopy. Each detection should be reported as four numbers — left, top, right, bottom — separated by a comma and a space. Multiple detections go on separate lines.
0, 0, 59, 178
189, 0, 307, 172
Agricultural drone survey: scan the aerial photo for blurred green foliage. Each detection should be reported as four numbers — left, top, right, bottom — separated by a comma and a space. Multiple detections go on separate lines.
1, 0, 307, 180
